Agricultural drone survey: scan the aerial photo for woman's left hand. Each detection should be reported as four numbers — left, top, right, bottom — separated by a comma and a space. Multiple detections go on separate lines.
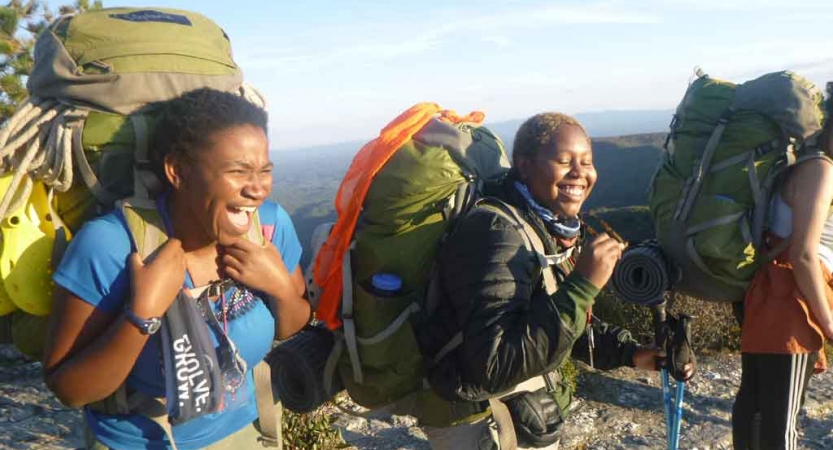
221, 238, 295, 300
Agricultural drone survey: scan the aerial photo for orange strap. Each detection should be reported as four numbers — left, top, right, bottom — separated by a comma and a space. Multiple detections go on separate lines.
313, 102, 485, 330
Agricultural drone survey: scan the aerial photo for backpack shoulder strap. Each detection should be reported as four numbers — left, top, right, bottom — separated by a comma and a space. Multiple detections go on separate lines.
761, 151, 833, 261
429, 199, 572, 365
119, 199, 168, 259
473, 198, 572, 296
90, 200, 278, 448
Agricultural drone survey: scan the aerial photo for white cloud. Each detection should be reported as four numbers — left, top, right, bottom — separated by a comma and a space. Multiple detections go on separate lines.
236, 1, 660, 73
481, 35, 511, 49
642, 0, 833, 11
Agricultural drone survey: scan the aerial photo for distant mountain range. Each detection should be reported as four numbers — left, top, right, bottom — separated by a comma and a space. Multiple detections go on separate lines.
270, 113, 669, 267
487, 109, 674, 147
273, 109, 674, 158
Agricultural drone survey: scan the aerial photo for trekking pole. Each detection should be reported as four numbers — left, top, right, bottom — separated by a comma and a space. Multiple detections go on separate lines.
661, 368, 673, 449
651, 302, 676, 450
662, 373, 685, 450
665, 313, 693, 450
672, 379, 686, 449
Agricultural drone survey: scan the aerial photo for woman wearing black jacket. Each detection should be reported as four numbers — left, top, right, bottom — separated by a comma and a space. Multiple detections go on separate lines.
420, 112, 694, 449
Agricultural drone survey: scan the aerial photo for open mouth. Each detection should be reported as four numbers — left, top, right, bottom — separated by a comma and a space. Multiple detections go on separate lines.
558, 184, 586, 200
227, 205, 257, 230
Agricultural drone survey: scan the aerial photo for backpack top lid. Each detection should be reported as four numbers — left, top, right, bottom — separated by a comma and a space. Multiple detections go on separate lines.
27, 7, 242, 115
732, 71, 826, 140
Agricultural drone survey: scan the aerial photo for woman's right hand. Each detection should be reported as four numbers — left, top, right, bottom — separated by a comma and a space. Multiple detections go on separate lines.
128, 238, 187, 318
574, 233, 625, 289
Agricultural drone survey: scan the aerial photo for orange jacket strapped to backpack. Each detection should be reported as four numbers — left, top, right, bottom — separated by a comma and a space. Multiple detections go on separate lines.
312, 103, 485, 330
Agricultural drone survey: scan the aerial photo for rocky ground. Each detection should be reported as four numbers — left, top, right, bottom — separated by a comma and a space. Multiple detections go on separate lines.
1, 345, 831, 449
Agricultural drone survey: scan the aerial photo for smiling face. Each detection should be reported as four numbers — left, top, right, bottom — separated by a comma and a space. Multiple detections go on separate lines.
166, 124, 273, 247
515, 124, 596, 218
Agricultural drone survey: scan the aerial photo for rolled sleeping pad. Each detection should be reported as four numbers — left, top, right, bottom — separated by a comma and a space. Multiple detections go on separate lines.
611, 241, 678, 307
268, 324, 342, 413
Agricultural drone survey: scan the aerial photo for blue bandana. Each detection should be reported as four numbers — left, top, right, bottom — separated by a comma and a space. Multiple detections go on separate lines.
514, 181, 581, 239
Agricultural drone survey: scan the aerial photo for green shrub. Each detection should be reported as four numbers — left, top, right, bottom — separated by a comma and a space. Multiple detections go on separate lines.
282, 406, 347, 450
561, 358, 579, 393
593, 290, 741, 352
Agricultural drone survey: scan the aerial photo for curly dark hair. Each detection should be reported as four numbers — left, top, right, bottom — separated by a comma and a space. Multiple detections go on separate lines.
149, 88, 268, 189
512, 112, 588, 166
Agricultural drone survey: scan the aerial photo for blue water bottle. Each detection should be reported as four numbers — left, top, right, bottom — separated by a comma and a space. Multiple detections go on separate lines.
369, 273, 402, 298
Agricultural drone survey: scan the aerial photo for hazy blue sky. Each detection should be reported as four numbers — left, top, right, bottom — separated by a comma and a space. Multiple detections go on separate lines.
106, 0, 833, 149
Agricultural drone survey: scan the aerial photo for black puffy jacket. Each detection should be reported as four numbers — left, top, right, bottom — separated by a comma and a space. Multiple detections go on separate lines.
418, 171, 639, 402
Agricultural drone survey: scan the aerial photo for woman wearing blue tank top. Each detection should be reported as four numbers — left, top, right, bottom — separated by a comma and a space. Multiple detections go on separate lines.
733, 86, 833, 450
42, 89, 311, 449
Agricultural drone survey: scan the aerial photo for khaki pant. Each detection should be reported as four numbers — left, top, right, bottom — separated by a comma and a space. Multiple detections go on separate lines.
424, 416, 501, 450
84, 402, 283, 450
424, 376, 562, 450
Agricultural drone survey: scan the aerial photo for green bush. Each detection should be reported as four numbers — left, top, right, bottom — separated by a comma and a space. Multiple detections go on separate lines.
593, 289, 741, 352
282, 406, 347, 450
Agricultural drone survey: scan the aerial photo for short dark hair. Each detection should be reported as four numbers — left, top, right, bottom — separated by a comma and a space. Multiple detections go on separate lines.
512, 112, 588, 166
149, 88, 268, 188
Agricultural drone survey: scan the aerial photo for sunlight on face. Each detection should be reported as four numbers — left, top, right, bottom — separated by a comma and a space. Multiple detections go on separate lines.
517, 124, 596, 218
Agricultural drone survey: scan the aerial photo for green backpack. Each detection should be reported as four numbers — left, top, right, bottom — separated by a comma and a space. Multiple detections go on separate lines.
649, 69, 828, 303
312, 118, 511, 426
0, 7, 263, 359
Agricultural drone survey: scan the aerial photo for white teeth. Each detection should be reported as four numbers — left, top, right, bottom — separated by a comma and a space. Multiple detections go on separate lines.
560, 186, 585, 196
232, 206, 257, 213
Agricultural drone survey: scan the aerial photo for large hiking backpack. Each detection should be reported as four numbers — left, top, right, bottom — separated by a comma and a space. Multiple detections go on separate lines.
0, 7, 265, 357
309, 103, 511, 424
649, 69, 828, 303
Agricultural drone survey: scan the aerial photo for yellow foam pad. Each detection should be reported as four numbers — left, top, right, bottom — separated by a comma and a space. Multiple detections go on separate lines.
0, 176, 59, 316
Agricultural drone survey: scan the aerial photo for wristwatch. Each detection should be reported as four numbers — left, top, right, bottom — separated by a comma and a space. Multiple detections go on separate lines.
123, 308, 163, 335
